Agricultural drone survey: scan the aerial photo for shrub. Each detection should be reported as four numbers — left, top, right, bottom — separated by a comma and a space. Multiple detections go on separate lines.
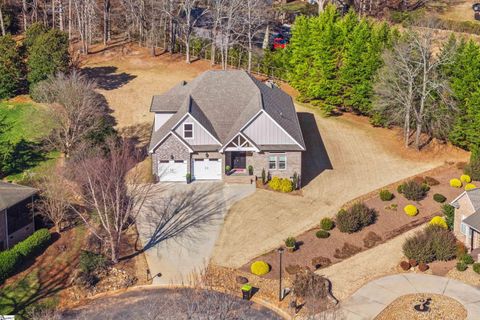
450, 178, 462, 188
363, 231, 382, 248
292, 270, 328, 299
460, 254, 475, 265
464, 156, 480, 181
426, 225, 457, 261
292, 172, 299, 190
311, 256, 331, 269
433, 193, 446, 203
404, 205, 418, 217
418, 262, 429, 272
465, 183, 477, 191
268, 176, 282, 191
0, 35, 22, 99
399, 261, 410, 271
460, 174, 471, 183
285, 264, 302, 275
473, 263, 480, 274
456, 262, 468, 272
379, 189, 394, 201
401, 181, 427, 201
225, 165, 231, 173
285, 237, 296, 248
248, 165, 253, 175
429, 216, 448, 229
280, 178, 294, 193
320, 217, 334, 231
250, 261, 270, 276
424, 176, 440, 186
336, 203, 376, 233
403, 232, 434, 263
456, 243, 468, 258
442, 204, 455, 230
397, 184, 404, 194
261, 168, 267, 184
13, 228, 51, 257
316, 230, 330, 238
79, 250, 107, 274
24, 22, 47, 48
333, 242, 361, 259
0, 250, 20, 282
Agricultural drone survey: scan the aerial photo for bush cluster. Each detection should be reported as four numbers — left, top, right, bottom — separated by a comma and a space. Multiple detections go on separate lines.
429, 216, 448, 229
465, 183, 477, 191
400, 180, 428, 201
404, 204, 418, 217
250, 261, 270, 276
336, 203, 377, 233
79, 251, 107, 274
268, 177, 294, 193
450, 178, 462, 188
402, 225, 457, 263
0, 229, 51, 282
433, 193, 446, 203
379, 189, 394, 201
442, 204, 455, 230
320, 217, 334, 231
460, 174, 471, 183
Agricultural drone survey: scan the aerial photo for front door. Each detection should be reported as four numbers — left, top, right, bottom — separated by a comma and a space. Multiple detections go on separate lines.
231, 152, 246, 169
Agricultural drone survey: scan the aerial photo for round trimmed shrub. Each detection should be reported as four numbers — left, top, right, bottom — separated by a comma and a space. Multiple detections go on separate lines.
473, 263, 480, 274
433, 193, 446, 203
320, 217, 334, 231
450, 178, 462, 188
250, 261, 270, 276
280, 179, 294, 193
285, 237, 296, 248
397, 184, 404, 194
404, 205, 418, 217
379, 189, 394, 201
456, 262, 467, 272
460, 254, 475, 265
460, 174, 471, 183
316, 230, 330, 238
268, 177, 282, 191
465, 183, 477, 191
429, 216, 447, 229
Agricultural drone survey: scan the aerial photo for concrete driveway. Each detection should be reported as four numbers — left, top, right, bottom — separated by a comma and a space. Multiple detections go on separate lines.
137, 182, 255, 285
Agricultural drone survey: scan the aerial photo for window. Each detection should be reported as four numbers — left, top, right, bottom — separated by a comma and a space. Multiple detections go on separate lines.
183, 123, 193, 139
461, 215, 468, 235
268, 156, 277, 170
278, 155, 287, 170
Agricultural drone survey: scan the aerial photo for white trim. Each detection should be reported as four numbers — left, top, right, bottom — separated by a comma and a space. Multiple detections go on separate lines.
268, 153, 287, 171
278, 153, 287, 171
225, 147, 258, 152
461, 215, 468, 235
220, 132, 260, 153
261, 110, 305, 151
183, 122, 194, 140
149, 131, 193, 153
186, 114, 222, 145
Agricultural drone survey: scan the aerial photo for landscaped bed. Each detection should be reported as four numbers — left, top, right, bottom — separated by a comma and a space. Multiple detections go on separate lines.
242, 164, 474, 279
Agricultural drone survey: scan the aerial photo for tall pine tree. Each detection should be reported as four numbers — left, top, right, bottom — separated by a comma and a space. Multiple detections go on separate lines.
0, 35, 22, 99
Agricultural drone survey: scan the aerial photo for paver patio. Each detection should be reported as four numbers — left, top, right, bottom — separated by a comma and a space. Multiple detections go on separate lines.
339, 274, 480, 320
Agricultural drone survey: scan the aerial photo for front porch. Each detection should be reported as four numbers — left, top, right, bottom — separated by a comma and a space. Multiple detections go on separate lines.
464, 224, 480, 261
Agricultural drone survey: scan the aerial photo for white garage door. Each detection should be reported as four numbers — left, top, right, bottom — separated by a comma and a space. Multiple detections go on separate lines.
158, 160, 187, 182
193, 159, 222, 180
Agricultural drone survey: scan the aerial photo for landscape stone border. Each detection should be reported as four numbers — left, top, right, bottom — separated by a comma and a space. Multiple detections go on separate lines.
338, 274, 480, 320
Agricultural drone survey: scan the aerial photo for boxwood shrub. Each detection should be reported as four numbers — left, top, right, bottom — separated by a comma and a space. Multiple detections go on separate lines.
433, 193, 446, 203
456, 261, 468, 272
336, 203, 377, 233
379, 189, 394, 201
0, 250, 21, 282
473, 263, 480, 274
320, 217, 334, 231
316, 230, 330, 238
460, 254, 475, 265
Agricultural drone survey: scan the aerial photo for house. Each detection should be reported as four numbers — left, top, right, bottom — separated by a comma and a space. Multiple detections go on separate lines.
0, 182, 37, 250
451, 188, 480, 259
148, 70, 306, 182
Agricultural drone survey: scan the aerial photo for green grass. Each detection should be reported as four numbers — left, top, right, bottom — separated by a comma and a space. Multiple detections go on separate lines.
0, 272, 40, 317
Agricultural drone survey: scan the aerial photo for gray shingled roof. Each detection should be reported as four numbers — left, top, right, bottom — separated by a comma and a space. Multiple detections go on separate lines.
0, 182, 37, 211
463, 210, 480, 232
466, 188, 480, 211
149, 70, 305, 152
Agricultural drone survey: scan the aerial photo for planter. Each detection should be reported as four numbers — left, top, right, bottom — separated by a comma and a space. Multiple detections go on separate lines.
241, 284, 252, 300
186, 174, 192, 184
286, 245, 295, 253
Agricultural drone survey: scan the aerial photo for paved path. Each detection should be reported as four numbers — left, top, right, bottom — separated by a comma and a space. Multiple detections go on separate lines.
137, 182, 255, 285
339, 274, 480, 320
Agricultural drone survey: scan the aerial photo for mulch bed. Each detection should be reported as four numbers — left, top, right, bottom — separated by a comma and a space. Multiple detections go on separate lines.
242, 164, 472, 280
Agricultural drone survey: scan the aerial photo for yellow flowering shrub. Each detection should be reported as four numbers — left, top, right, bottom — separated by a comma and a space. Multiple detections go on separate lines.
280, 179, 294, 193
465, 183, 477, 191
268, 177, 282, 191
450, 179, 462, 188
250, 261, 270, 276
404, 205, 418, 217
429, 216, 448, 229
460, 175, 471, 183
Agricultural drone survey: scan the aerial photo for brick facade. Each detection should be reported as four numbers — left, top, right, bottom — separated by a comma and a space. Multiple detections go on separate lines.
453, 194, 480, 250
248, 151, 302, 180
152, 134, 191, 178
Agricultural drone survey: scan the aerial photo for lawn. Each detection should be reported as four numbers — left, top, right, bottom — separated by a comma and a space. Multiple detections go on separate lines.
0, 99, 58, 182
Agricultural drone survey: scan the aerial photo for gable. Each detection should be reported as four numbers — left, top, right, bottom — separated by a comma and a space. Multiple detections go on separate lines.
152, 132, 192, 154
242, 112, 297, 146
174, 114, 219, 146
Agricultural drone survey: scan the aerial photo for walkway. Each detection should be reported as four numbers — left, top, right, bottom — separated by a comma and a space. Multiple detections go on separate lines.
339, 274, 480, 320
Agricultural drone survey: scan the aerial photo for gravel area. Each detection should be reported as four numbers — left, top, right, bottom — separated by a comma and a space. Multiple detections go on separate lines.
375, 293, 467, 320
447, 267, 480, 287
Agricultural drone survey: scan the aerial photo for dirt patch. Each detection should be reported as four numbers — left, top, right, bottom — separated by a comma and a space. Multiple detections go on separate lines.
375, 293, 467, 320
241, 165, 467, 279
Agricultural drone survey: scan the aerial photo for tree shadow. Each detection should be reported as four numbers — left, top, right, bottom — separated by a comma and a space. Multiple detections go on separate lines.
81, 66, 137, 91
1, 140, 49, 179
298, 112, 333, 187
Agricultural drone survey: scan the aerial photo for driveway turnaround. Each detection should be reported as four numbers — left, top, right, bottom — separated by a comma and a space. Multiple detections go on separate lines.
339, 274, 480, 320
137, 182, 255, 285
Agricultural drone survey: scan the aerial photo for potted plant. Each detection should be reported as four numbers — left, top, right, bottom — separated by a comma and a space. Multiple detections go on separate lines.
186, 173, 192, 184
241, 284, 253, 300
225, 165, 231, 175
285, 237, 296, 252
248, 165, 254, 175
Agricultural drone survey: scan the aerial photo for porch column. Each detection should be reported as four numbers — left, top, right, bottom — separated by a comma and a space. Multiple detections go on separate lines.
470, 227, 475, 252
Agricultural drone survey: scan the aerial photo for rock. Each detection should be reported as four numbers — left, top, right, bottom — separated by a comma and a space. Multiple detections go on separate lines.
236, 276, 248, 284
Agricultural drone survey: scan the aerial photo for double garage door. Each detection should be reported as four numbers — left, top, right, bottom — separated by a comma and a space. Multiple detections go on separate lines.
158, 159, 221, 182
192, 158, 222, 180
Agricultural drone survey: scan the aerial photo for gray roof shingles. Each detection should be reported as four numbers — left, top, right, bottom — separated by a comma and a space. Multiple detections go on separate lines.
149, 70, 305, 152
0, 182, 37, 211
463, 210, 480, 232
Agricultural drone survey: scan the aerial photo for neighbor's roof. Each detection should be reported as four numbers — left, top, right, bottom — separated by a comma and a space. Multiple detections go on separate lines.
149, 70, 305, 152
462, 210, 480, 232
0, 182, 37, 211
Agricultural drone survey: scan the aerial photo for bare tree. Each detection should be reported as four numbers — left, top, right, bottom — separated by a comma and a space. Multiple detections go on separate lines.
32, 71, 105, 158
240, 0, 269, 72
179, 0, 208, 63
69, 138, 152, 263
0, 1, 5, 36
35, 167, 74, 233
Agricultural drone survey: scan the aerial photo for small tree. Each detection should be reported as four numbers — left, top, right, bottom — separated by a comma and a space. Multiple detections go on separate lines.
0, 35, 22, 99
24, 22, 47, 48
28, 29, 70, 87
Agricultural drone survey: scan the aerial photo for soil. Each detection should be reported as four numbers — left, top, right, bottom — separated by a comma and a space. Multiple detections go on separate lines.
375, 293, 467, 320
241, 165, 471, 280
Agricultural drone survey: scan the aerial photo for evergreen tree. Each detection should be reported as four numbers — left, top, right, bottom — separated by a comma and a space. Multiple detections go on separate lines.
0, 35, 22, 99
24, 22, 47, 48
28, 29, 70, 88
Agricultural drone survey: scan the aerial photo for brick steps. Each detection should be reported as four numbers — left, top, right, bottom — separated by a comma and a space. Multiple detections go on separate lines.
224, 175, 256, 184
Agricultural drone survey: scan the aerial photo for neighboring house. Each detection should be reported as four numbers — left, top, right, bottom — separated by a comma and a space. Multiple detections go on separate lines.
0, 182, 37, 250
148, 70, 306, 182
451, 188, 480, 259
